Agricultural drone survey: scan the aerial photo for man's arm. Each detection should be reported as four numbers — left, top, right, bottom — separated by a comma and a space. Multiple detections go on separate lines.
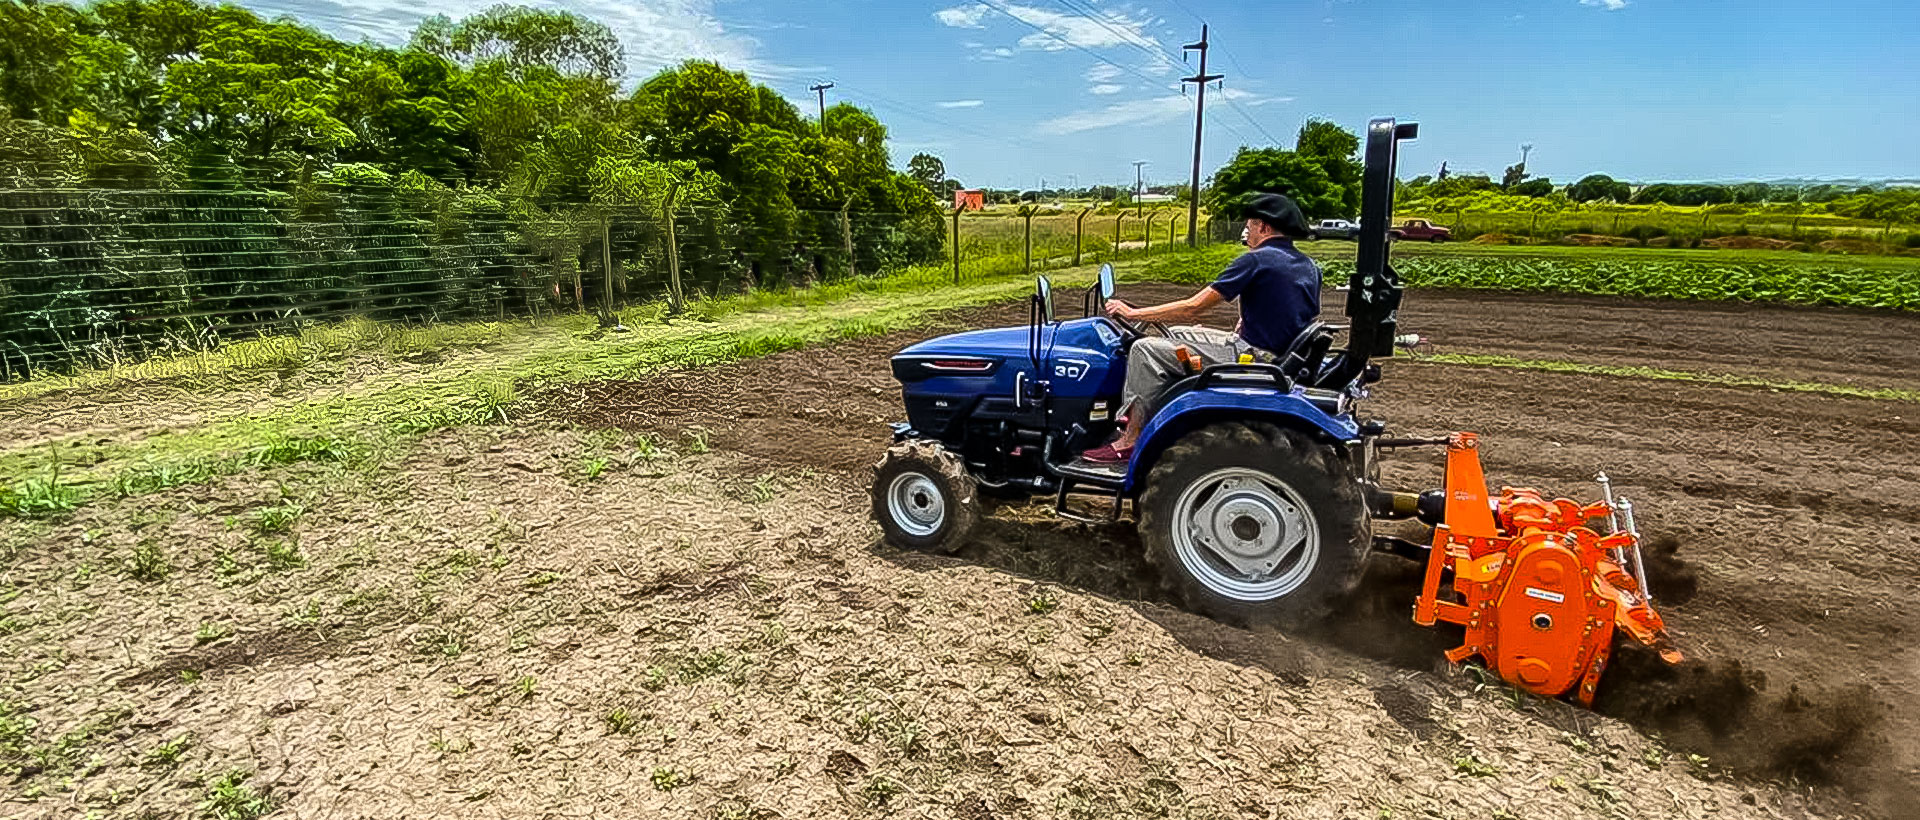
1106, 285, 1225, 324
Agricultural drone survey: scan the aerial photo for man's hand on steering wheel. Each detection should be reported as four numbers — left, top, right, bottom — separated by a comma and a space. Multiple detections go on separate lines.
1104, 298, 1165, 338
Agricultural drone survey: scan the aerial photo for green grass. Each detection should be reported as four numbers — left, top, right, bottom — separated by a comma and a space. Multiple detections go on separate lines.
1416, 353, 1920, 403
200, 770, 275, 820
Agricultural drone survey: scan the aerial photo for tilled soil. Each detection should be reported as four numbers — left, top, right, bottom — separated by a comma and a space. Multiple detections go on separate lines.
0, 428, 1866, 820
534, 285, 1920, 816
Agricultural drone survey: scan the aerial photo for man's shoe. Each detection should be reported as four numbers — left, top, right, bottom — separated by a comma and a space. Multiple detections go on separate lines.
1079, 443, 1133, 464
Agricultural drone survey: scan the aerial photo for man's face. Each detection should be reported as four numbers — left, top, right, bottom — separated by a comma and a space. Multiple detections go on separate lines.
1243, 219, 1270, 247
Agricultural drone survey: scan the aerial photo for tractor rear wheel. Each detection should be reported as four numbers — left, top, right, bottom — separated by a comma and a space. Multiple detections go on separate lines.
872, 439, 979, 554
1140, 422, 1369, 627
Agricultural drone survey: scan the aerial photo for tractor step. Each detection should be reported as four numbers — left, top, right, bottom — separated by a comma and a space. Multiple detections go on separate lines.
1055, 458, 1126, 486
1052, 459, 1126, 524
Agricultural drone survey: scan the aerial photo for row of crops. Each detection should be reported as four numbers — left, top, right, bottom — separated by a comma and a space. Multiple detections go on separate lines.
1137, 246, 1920, 311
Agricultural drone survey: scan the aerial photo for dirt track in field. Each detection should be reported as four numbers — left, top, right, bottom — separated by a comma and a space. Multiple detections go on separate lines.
537, 284, 1920, 815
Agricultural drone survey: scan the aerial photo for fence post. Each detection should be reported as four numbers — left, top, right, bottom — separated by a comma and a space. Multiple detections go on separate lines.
664, 182, 684, 315
840, 199, 856, 279
1022, 207, 1035, 274
1074, 207, 1091, 267
1114, 213, 1125, 260
1170, 214, 1181, 248
951, 208, 962, 284
600, 213, 615, 321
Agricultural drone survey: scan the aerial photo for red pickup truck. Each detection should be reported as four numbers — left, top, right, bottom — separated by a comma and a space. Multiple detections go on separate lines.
1390, 219, 1452, 242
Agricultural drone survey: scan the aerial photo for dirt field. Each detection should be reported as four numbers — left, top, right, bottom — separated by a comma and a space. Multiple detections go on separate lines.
537, 284, 1920, 817
3, 283, 1916, 818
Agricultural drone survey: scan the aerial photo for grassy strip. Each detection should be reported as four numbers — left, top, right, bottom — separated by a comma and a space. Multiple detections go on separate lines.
1140, 242, 1920, 310
0, 252, 1184, 517
1416, 352, 1920, 403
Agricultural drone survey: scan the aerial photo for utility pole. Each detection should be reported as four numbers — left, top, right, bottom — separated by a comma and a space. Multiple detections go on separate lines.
1182, 24, 1223, 247
1132, 161, 1148, 216
809, 82, 835, 128
1520, 143, 1534, 173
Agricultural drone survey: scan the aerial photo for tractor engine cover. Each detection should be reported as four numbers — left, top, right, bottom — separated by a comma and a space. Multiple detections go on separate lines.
1489, 535, 1614, 700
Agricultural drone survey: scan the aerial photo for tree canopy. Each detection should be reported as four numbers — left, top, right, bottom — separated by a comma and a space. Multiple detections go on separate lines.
1204, 120, 1363, 221
0, 0, 943, 379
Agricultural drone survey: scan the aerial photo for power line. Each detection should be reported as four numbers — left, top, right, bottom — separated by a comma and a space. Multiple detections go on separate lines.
973, 0, 1182, 93
835, 84, 1074, 161
1015, 1, 1284, 152
1047, 0, 1187, 74
1222, 96, 1286, 147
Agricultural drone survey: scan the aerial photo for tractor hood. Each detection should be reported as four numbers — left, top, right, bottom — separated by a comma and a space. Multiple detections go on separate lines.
895, 324, 1055, 361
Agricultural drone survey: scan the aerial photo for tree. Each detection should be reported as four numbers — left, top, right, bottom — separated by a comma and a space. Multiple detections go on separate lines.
1510, 177, 1553, 198
1501, 162, 1530, 190
1425, 174, 1498, 199
1568, 173, 1631, 203
1205, 146, 1343, 221
1294, 119, 1362, 217
414, 5, 622, 82
906, 153, 944, 196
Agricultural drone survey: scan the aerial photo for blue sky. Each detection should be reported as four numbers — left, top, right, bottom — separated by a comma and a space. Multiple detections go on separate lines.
234, 0, 1917, 189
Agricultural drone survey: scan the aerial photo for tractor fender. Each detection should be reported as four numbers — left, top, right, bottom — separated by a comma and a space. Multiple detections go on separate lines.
1121, 388, 1360, 494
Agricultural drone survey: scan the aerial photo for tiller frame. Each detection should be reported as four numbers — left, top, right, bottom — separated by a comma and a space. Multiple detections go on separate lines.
1413, 433, 1683, 705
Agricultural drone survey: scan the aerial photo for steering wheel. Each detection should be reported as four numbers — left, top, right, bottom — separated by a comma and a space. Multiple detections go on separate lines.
1105, 298, 1168, 339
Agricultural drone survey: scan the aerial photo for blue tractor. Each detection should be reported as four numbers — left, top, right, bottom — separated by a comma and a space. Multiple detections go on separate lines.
873, 119, 1426, 625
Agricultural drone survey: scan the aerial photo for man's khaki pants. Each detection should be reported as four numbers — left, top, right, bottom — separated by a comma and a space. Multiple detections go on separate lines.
1121, 326, 1270, 416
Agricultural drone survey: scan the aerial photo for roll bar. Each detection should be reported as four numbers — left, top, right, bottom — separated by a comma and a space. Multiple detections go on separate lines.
1321, 118, 1418, 387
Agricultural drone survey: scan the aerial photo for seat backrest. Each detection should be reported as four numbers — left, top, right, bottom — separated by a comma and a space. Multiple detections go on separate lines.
1276, 322, 1338, 385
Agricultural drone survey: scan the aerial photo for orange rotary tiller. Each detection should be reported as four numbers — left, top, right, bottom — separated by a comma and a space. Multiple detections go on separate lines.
1413, 433, 1683, 705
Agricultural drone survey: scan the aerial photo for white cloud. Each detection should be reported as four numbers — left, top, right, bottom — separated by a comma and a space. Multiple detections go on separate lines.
1580, 0, 1628, 9
1089, 84, 1125, 95
937, 100, 985, 108
1084, 63, 1123, 83
974, 46, 1015, 61
239, 0, 796, 80
934, 4, 990, 28
934, 2, 1163, 52
1039, 88, 1257, 135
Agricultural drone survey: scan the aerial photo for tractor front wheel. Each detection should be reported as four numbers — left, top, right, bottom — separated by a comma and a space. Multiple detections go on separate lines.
1140, 422, 1369, 627
872, 440, 979, 554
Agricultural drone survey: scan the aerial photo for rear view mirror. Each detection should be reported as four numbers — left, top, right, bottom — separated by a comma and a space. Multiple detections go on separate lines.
1097, 264, 1115, 303
1036, 275, 1054, 322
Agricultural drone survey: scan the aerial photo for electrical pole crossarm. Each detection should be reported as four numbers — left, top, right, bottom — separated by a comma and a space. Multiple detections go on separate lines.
809, 82, 835, 129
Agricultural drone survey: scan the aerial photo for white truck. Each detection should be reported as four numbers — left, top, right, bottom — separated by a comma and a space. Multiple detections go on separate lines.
1309, 219, 1359, 240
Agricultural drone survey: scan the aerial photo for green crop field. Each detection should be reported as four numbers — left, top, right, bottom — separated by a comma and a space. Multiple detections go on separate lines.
1138, 241, 1920, 310
1398, 203, 1919, 253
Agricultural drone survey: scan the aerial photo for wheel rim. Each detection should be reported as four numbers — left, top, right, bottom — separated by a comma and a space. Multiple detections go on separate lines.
1169, 467, 1320, 602
887, 472, 946, 537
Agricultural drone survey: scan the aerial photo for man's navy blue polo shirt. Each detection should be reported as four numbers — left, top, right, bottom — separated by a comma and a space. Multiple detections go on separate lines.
1206, 237, 1321, 354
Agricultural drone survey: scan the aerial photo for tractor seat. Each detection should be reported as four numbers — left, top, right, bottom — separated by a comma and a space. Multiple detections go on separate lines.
1276, 322, 1344, 386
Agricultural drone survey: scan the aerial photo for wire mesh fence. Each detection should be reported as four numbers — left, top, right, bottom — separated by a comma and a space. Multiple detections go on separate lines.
0, 179, 1232, 383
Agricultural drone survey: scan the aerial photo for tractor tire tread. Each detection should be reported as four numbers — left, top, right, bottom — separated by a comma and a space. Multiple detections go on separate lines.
1139, 422, 1370, 628
872, 439, 979, 555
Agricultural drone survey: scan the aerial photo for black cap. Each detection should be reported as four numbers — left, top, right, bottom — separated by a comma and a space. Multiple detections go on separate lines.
1245, 193, 1311, 239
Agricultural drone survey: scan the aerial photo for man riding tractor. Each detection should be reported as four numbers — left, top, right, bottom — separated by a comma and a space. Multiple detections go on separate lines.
1081, 193, 1324, 464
